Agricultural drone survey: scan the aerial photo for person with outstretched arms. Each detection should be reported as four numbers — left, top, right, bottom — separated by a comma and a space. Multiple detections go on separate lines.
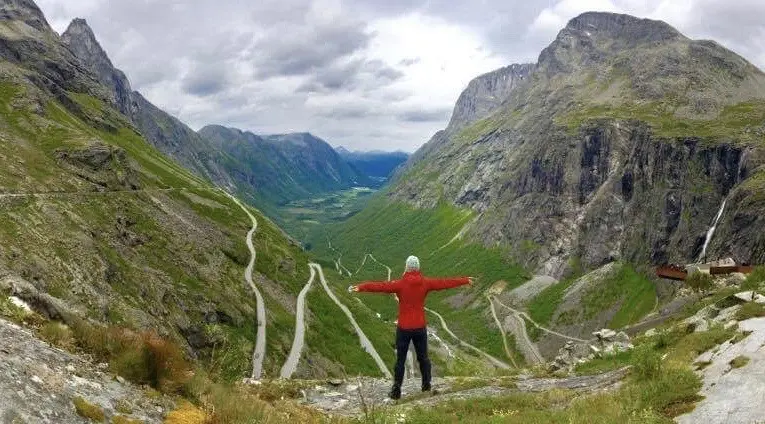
349, 255, 472, 400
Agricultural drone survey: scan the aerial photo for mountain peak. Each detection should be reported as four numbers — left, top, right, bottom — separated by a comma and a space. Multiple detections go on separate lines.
564, 12, 683, 44
62, 17, 116, 70
0, 0, 51, 31
62, 17, 134, 115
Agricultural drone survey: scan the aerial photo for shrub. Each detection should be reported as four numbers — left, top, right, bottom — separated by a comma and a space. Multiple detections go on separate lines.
39, 321, 75, 349
685, 272, 715, 293
730, 355, 750, 369
0, 295, 30, 323
68, 319, 190, 393
631, 344, 663, 380
742, 266, 765, 291
73, 396, 105, 422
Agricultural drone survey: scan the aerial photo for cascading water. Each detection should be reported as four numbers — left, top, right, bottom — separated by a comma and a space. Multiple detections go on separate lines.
697, 198, 728, 263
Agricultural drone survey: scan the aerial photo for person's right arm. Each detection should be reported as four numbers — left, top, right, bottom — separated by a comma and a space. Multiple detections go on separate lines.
353, 280, 401, 293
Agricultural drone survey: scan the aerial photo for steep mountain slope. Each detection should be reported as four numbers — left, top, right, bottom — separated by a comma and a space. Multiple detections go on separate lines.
60, 18, 234, 187
388, 12, 765, 277
0, 0, 399, 380
335, 147, 409, 184
199, 125, 371, 207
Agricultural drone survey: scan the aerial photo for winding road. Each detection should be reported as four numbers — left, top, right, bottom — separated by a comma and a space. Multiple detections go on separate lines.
493, 298, 591, 343
227, 192, 267, 380
279, 265, 316, 378
487, 297, 520, 367
311, 263, 392, 378
425, 307, 511, 369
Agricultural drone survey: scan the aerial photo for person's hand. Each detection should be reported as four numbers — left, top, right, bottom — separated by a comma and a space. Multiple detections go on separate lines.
467, 277, 476, 286
348, 285, 359, 293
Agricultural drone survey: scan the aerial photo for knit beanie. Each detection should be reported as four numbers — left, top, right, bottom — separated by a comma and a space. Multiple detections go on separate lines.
405, 255, 420, 272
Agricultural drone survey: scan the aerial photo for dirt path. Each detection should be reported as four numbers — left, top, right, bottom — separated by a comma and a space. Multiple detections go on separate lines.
0, 188, 178, 199
303, 367, 629, 416
280, 265, 316, 378
311, 263, 392, 378
487, 296, 519, 367
227, 193, 266, 380
425, 307, 510, 369
494, 298, 591, 343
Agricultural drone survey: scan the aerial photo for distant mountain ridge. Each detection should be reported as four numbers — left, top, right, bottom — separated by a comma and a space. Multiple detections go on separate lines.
335, 147, 409, 183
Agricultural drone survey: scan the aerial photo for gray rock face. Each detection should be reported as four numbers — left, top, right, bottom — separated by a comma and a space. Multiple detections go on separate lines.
0, 318, 169, 423
446, 63, 535, 132
60, 18, 233, 187
0, 0, 51, 31
677, 317, 765, 424
61, 19, 133, 116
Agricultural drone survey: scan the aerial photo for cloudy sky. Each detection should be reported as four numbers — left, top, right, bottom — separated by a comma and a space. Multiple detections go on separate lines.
37, 0, 765, 152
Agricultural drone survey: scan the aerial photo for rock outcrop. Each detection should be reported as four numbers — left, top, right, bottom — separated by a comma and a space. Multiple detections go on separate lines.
0, 318, 170, 423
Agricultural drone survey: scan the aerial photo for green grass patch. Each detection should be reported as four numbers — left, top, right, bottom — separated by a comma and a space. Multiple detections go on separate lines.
73, 396, 105, 422
527, 278, 576, 330
578, 263, 657, 329
558, 100, 765, 145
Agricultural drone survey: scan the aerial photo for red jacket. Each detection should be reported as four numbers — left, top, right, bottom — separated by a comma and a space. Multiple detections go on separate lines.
357, 271, 469, 330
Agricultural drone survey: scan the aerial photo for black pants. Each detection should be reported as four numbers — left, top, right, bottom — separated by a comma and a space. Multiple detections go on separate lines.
394, 327, 431, 389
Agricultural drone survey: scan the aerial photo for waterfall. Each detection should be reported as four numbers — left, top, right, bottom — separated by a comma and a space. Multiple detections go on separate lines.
697, 198, 728, 263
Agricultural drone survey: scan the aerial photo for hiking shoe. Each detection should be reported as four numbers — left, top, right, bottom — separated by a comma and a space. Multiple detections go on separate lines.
389, 386, 401, 400
421, 384, 431, 392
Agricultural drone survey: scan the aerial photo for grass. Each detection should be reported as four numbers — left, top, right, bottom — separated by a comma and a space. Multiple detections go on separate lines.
0, 294, 31, 324
111, 416, 143, 424
67, 318, 191, 393
735, 302, 765, 321
558, 100, 765, 145
527, 278, 576, 336
73, 396, 105, 422
741, 266, 765, 291
575, 263, 656, 329
685, 273, 715, 293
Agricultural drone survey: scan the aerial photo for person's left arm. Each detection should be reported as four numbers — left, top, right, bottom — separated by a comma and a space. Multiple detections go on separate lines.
424, 276, 472, 291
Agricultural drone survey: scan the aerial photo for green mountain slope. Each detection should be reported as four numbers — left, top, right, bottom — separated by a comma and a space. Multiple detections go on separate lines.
198, 125, 371, 208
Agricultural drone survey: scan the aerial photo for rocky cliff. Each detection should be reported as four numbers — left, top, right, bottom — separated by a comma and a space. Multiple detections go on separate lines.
389, 12, 765, 277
